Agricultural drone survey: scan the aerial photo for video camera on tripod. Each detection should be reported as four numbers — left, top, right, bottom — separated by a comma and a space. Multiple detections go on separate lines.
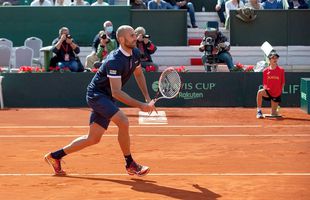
201, 28, 219, 65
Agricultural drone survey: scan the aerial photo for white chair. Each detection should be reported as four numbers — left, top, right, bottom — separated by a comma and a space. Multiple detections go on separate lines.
0, 38, 13, 49
0, 45, 12, 70
24, 37, 43, 67
14, 46, 33, 69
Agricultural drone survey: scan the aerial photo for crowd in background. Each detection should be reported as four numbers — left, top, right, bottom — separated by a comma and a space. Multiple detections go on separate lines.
0, 0, 309, 72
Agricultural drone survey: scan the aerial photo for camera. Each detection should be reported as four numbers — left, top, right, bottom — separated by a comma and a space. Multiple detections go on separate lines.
66, 34, 72, 39
202, 37, 215, 55
143, 34, 150, 39
100, 34, 107, 40
202, 29, 219, 66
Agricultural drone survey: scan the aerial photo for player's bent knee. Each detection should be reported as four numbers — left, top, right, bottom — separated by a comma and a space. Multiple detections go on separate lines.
87, 135, 101, 145
112, 112, 129, 129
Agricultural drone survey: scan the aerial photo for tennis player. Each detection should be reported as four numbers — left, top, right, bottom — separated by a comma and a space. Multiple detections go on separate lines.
256, 51, 285, 118
45, 25, 156, 176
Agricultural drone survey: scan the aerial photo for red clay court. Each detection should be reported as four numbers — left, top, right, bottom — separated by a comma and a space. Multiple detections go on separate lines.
0, 107, 310, 200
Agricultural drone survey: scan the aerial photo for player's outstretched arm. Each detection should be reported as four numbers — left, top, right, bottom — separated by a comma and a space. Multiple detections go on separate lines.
109, 77, 153, 113
133, 66, 151, 102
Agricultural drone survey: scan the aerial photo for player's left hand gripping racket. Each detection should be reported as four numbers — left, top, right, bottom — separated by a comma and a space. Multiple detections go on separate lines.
150, 67, 182, 106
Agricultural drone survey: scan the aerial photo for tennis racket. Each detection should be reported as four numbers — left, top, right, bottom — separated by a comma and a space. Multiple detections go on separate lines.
150, 67, 182, 106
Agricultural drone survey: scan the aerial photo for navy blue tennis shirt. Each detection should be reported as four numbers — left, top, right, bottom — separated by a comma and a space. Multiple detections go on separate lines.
87, 47, 141, 99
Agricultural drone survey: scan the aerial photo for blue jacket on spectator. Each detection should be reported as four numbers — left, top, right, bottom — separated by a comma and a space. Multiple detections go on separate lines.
262, 0, 284, 9
148, 0, 173, 9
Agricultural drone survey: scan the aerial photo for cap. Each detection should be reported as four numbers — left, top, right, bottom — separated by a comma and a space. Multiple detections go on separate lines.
268, 51, 280, 59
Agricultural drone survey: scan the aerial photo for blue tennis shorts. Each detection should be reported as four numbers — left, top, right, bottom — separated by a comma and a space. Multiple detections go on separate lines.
87, 94, 119, 129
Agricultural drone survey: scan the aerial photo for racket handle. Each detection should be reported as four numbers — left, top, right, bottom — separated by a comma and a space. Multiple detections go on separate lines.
149, 99, 156, 106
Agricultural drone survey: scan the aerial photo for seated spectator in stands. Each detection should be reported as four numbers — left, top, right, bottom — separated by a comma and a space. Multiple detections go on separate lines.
165, 0, 198, 28
93, 31, 117, 68
85, 20, 117, 69
261, 0, 285, 9
70, 0, 90, 6
135, 26, 159, 72
108, 0, 115, 5
288, 0, 309, 9
51, 27, 83, 72
225, 0, 244, 29
215, 0, 229, 27
130, 0, 147, 9
55, 0, 65, 6
103, 20, 117, 40
245, 0, 264, 9
91, 0, 109, 6
199, 28, 234, 71
30, 0, 52, 6
148, 0, 173, 9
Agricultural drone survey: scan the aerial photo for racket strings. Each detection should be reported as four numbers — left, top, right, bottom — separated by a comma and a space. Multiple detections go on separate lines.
159, 70, 181, 98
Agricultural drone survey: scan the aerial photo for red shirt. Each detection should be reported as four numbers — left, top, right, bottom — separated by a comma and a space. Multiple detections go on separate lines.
263, 66, 285, 97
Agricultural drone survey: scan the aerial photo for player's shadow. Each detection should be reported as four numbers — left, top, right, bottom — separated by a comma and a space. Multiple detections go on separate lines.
281, 117, 310, 122
65, 176, 221, 200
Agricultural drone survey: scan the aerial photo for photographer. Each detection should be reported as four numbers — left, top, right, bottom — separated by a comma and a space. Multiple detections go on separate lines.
134, 26, 158, 72
93, 31, 117, 68
199, 28, 234, 71
51, 27, 83, 72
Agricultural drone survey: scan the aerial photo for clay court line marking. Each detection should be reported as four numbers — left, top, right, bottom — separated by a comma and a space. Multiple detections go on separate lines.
1, 125, 310, 129
0, 134, 310, 138
0, 173, 310, 176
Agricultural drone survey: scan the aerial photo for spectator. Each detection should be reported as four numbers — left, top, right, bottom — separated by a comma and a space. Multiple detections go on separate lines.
199, 28, 234, 71
148, 0, 173, 9
93, 31, 117, 68
134, 26, 159, 72
130, 0, 147, 9
261, 0, 285, 9
54, 0, 65, 5
91, 0, 109, 6
51, 27, 83, 72
85, 20, 117, 69
103, 20, 117, 40
288, 0, 309, 8
165, 0, 198, 28
70, 0, 90, 6
215, 0, 229, 27
108, 0, 115, 5
30, 0, 52, 6
245, 0, 264, 9
225, 0, 245, 29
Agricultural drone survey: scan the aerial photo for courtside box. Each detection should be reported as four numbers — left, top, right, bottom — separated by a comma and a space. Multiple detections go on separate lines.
301, 78, 310, 114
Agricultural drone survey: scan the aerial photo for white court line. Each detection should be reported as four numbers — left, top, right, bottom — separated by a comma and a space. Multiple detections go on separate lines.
0, 173, 310, 176
1, 125, 310, 129
0, 134, 310, 138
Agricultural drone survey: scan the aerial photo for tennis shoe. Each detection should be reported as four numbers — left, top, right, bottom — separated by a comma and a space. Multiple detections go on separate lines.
256, 110, 264, 119
44, 152, 66, 176
126, 161, 150, 177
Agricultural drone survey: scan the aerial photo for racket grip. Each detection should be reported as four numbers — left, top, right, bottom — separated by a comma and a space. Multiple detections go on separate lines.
149, 99, 156, 106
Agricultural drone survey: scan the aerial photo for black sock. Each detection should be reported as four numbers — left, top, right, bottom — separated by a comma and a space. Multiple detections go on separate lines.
51, 149, 67, 160
124, 154, 133, 168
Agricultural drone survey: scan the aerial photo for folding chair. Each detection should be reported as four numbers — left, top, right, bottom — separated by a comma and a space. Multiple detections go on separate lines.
24, 37, 43, 67
0, 45, 12, 71
14, 46, 33, 69
0, 38, 13, 49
